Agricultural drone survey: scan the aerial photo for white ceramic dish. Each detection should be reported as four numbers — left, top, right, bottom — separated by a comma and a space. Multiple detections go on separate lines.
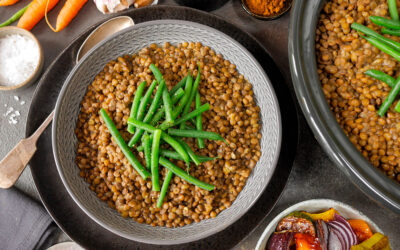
256, 199, 385, 250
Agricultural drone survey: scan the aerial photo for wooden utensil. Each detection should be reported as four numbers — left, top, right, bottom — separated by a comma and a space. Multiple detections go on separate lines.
0, 111, 54, 188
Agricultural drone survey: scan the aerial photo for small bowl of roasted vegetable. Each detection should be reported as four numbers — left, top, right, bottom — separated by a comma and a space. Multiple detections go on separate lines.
256, 199, 391, 250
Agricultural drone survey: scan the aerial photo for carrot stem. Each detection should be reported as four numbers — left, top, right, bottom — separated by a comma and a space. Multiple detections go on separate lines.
45, 0, 57, 32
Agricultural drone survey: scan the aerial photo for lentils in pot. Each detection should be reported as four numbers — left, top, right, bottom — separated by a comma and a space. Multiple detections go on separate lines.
75, 42, 261, 227
316, 0, 400, 182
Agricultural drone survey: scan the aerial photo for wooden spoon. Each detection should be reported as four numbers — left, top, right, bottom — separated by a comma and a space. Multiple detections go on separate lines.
0, 111, 54, 188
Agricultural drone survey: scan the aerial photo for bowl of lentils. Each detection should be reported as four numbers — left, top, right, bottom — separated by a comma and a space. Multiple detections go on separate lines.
52, 20, 282, 244
289, 0, 400, 212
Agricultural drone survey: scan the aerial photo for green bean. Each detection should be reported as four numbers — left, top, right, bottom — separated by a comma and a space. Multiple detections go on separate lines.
171, 88, 185, 100
162, 86, 174, 124
149, 64, 163, 83
361, 35, 400, 61
127, 119, 190, 165
381, 27, 400, 36
0, 4, 30, 27
351, 23, 400, 51
150, 88, 185, 126
176, 138, 200, 166
159, 103, 210, 130
364, 69, 396, 87
378, 77, 400, 116
136, 147, 217, 163
151, 129, 162, 191
137, 80, 157, 121
395, 100, 400, 113
144, 80, 165, 121
129, 81, 165, 146
159, 157, 215, 191
127, 81, 146, 134
172, 75, 193, 119
161, 150, 217, 163
160, 133, 190, 166
195, 91, 205, 149
389, 0, 399, 21
370, 16, 400, 30
99, 109, 150, 180
167, 129, 226, 142
128, 118, 157, 133
170, 76, 188, 95
142, 133, 152, 169
157, 170, 173, 208
181, 65, 201, 129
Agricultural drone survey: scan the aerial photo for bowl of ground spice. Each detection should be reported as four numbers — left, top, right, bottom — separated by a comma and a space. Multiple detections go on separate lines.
241, 0, 292, 20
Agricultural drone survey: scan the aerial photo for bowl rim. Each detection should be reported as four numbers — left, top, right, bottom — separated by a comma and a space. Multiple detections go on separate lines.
0, 26, 44, 91
255, 199, 386, 250
288, 0, 400, 212
240, 0, 293, 21
52, 19, 282, 244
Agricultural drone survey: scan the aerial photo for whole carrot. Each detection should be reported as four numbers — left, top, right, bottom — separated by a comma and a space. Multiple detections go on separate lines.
17, 0, 59, 30
0, 0, 20, 6
51, 0, 88, 32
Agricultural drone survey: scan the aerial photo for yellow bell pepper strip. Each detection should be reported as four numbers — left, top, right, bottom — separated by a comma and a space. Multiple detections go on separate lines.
303, 208, 337, 222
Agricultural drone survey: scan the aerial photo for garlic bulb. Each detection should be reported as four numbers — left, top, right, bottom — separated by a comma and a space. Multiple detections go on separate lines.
94, 0, 135, 14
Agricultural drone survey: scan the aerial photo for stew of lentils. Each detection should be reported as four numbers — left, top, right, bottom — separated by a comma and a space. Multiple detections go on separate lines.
316, 0, 400, 182
75, 42, 261, 227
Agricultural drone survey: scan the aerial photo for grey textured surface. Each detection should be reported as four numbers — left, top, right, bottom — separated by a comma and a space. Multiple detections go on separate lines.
53, 20, 281, 244
0, 0, 399, 249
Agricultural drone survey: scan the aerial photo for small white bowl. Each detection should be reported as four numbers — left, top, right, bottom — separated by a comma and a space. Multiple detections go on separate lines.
0, 26, 43, 91
256, 199, 385, 250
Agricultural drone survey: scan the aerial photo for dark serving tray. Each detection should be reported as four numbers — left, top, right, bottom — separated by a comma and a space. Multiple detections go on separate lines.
26, 5, 298, 249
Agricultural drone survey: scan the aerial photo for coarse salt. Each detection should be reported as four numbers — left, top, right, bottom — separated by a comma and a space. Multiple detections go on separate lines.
0, 34, 39, 86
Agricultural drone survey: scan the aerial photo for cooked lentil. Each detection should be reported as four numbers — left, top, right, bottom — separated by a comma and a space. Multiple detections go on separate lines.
75, 42, 261, 227
316, 0, 400, 182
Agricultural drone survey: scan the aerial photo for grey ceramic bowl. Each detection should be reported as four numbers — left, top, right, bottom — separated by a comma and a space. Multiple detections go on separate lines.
289, 0, 400, 212
52, 20, 282, 244
255, 199, 386, 250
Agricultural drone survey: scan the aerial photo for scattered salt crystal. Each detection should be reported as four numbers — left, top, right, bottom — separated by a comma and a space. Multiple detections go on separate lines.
4, 104, 7, 107
0, 34, 39, 86
20, 101, 25, 105
14, 96, 19, 101
2, 104, 21, 125
4, 106, 13, 117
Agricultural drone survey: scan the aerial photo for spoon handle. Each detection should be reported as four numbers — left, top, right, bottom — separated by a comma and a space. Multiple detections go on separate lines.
0, 111, 54, 188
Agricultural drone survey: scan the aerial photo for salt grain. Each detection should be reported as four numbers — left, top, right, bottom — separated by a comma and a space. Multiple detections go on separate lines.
0, 34, 39, 86
14, 95, 19, 101
20, 101, 25, 105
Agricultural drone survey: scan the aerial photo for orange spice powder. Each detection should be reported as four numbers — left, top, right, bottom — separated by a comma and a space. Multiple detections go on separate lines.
245, 0, 286, 16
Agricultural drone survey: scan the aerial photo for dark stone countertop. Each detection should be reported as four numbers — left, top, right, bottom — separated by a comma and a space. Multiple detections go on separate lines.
0, 0, 398, 249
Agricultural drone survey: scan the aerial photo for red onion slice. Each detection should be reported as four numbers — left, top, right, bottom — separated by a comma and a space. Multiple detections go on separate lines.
327, 214, 358, 250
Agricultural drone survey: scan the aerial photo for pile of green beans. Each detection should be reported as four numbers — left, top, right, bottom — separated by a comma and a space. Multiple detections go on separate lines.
101, 64, 224, 208
352, 1, 400, 116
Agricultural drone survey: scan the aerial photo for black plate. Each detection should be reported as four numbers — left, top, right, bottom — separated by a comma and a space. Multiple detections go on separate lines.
289, 0, 400, 212
26, 5, 298, 249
